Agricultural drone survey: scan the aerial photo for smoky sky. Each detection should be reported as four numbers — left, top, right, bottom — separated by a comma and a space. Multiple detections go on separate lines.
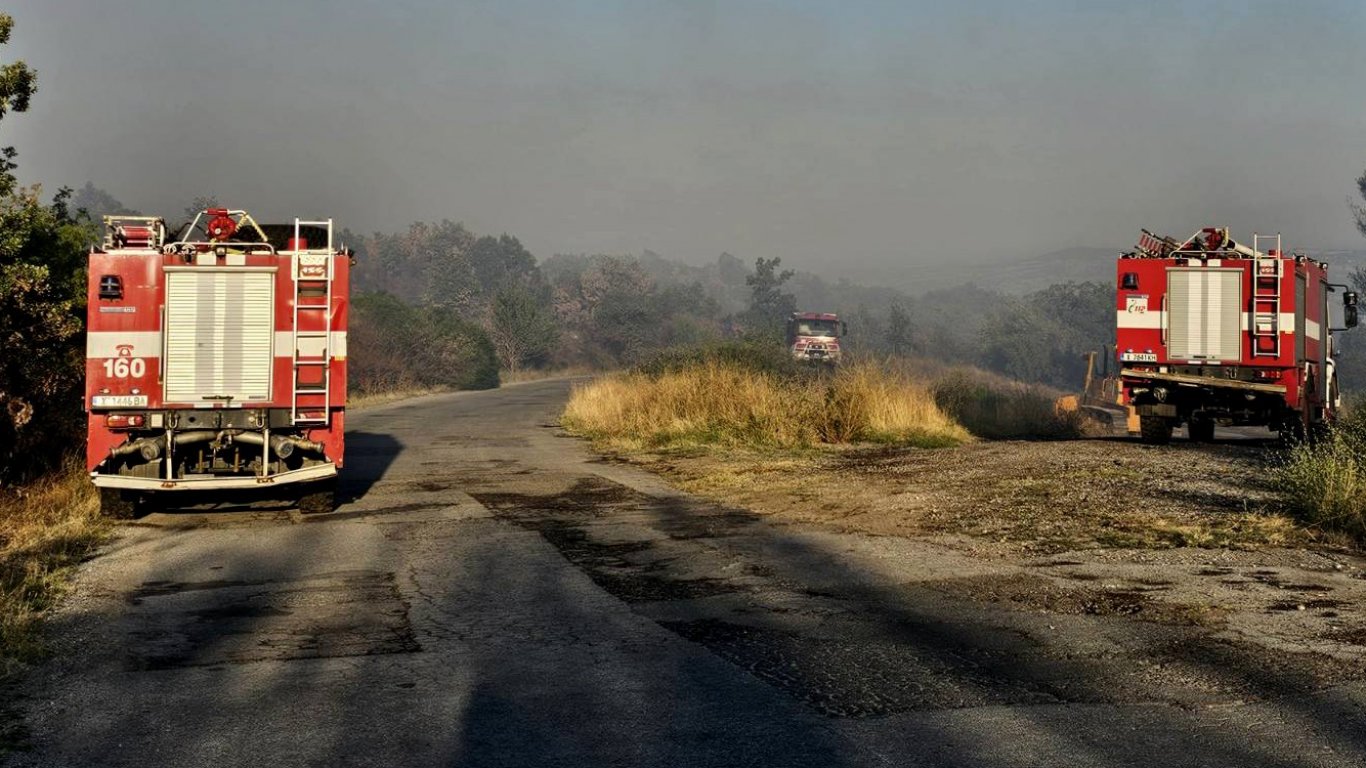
7, 0, 1366, 283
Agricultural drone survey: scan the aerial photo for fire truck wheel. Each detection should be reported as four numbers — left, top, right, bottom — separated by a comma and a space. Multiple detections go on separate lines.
98, 488, 138, 519
1139, 416, 1173, 445
1188, 417, 1216, 443
298, 480, 336, 515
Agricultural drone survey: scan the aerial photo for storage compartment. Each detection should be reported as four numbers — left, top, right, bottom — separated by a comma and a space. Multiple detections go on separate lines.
163, 269, 275, 402
1167, 268, 1241, 361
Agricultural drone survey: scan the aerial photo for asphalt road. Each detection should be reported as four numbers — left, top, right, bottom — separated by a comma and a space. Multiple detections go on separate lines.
7, 380, 1366, 767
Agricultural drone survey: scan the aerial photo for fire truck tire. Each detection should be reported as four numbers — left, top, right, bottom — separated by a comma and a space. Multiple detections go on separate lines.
1188, 417, 1216, 443
98, 488, 138, 519
298, 479, 336, 515
1139, 416, 1173, 445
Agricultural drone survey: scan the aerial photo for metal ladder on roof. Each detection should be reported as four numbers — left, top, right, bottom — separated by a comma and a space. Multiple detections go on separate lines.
290, 218, 335, 425
1251, 233, 1282, 358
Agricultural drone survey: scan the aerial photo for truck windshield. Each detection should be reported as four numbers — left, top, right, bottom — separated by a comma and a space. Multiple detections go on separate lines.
796, 320, 838, 337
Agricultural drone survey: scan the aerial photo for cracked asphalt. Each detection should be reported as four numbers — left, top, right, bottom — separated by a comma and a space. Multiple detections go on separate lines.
6, 379, 1366, 767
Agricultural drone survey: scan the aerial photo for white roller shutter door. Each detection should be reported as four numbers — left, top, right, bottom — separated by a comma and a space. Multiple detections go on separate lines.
164, 270, 275, 402
1167, 268, 1242, 361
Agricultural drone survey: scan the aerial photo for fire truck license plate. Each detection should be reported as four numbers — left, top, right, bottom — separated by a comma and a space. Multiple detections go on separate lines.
1120, 352, 1158, 363
91, 395, 148, 408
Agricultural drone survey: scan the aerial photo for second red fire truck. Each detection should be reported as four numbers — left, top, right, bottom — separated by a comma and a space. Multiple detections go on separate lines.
85, 208, 349, 516
786, 311, 846, 365
1117, 227, 1358, 443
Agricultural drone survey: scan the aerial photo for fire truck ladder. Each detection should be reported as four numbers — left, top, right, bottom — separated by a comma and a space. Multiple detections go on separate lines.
1251, 233, 1283, 358
290, 218, 335, 426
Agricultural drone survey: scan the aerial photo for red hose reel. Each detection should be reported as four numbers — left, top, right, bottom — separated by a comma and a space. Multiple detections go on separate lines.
205, 208, 238, 241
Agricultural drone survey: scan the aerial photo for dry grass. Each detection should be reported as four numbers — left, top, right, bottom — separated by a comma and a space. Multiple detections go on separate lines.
348, 385, 450, 411
562, 361, 969, 451
0, 460, 106, 676
499, 365, 597, 385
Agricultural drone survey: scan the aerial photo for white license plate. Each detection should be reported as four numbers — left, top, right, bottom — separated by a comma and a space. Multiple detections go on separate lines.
1120, 352, 1158, 363
91, 395, 149, 408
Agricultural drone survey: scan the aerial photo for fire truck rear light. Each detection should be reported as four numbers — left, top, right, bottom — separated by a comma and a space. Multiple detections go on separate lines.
106, 414, 145, 429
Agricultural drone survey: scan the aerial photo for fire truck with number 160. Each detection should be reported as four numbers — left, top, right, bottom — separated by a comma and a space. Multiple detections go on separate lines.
85, 208, 349, 516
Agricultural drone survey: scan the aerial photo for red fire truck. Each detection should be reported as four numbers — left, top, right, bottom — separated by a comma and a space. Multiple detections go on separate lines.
85, 208, 349, 516
786, 312, 846, 364
1117, 227, 1358, 444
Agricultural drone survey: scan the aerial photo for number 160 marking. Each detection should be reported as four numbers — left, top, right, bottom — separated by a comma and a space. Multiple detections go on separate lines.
102, 358, 146, 378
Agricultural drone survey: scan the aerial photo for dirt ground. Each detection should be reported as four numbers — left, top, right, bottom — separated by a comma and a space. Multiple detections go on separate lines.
610, 435, 1366, 662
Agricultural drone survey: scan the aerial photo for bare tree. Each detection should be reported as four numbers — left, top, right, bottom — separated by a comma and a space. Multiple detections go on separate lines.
1351, 168, 1366, 239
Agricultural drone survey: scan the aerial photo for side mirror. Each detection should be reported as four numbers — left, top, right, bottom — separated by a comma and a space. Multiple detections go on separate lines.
1345, 292, 1359, 328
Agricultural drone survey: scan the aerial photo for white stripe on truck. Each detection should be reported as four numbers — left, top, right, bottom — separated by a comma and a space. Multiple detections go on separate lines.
87, 331, 161, 358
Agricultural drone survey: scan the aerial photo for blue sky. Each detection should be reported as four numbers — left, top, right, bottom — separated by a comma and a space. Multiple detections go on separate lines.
7, 1, 1366, 280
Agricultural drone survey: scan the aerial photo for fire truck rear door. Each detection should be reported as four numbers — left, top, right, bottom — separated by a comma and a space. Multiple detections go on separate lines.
163, 268, 275, 403
1167, 268, 1241, 361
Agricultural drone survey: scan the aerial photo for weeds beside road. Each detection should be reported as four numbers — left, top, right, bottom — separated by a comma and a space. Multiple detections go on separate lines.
1277, 416, 1366, 544
0, 463, 104, 678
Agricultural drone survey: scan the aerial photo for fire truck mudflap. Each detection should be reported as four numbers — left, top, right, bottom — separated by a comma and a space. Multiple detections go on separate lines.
1116, 227, 1357, 444
85, 209, 349, 516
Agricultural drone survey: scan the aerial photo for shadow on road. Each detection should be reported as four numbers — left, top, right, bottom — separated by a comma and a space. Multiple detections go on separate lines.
20, 381, 1365, 767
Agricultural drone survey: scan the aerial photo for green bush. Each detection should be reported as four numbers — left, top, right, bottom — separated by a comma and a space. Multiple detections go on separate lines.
349, 292, 499, 395
0, 190, 93, 484
931, 369, 1082, 440
1275, 416, 1366, 542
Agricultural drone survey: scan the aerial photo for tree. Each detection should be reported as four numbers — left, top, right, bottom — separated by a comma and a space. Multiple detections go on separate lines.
489, 283, 558, 373
468, 233, 538, 295
181, 195, 219, 221
717, 252, 747, 286
71, 182, 139, 222
1352, 169, 1366, 239
744, 256, 795, 331
0, 14, 36, 198
885, 302, 914, 357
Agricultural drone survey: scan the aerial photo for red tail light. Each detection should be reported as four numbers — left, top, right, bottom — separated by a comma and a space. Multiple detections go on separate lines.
106, 414, 145, 429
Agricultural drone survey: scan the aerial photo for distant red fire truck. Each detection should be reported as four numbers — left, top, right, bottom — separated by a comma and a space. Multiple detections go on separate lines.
786, 312, 846, 364
85, 209, 349, 516
1116, 227, 1357, 443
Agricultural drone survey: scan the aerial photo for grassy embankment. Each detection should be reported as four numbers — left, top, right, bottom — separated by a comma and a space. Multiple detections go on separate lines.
0, 462, 104, 677
564, 359, 971, 451
563, 345, 1084, 453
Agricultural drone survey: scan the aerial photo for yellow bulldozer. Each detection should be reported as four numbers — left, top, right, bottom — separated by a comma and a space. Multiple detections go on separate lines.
1055, 348, 1139, 436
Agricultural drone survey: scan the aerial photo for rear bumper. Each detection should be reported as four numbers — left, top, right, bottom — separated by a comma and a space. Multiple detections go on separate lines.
91, 463, 336, 491
1120, 368, 1287, 394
